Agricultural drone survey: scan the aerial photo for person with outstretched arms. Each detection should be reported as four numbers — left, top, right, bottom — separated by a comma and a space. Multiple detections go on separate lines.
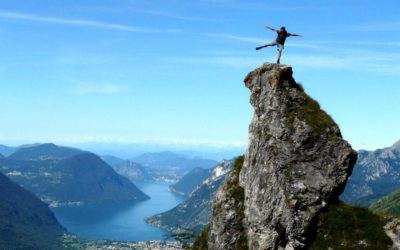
256, 26, 301, 64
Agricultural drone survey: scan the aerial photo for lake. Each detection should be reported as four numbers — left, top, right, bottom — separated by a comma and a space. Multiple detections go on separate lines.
52, 182, 184, 241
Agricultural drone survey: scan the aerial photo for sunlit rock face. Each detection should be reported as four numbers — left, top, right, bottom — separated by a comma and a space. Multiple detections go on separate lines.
208, 63, 357, 250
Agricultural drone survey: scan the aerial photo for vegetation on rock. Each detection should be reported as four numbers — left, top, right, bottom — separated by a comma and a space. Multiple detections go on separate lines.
286, 90, 337, 135
0, 172, 66, 249
200, 156, 248, 249
370, 188, 400, 217
309, 202, 392, 249
191, 227, 209, 250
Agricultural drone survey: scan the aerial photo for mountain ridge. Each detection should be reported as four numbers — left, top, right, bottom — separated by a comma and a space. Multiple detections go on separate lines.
147, 159, 234, 235
0, 145, 149, 207
169, 167, 212, 196
342, 140, 400, 206
132, 151, 218, 182
0, 172, 66, 249
0, 144, 17, 157
8, 143, 84, 161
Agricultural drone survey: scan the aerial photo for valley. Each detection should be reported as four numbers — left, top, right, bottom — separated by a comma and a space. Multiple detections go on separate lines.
2, 2, 399, 248
0, 142, 220, 247
52, 182, 185, 241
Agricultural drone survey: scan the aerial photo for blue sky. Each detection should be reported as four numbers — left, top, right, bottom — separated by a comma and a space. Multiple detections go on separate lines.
0, 0, 400, 150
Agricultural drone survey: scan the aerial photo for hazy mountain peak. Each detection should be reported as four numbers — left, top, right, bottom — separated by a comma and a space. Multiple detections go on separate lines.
8, 143, 84, 161
100, 154, 126, 167
391, 140, 400, 150
132, 151, 218, 182
0, 144, 17, 156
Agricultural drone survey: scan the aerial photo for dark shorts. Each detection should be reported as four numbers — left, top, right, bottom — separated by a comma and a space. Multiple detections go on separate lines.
269, 41, 284, 51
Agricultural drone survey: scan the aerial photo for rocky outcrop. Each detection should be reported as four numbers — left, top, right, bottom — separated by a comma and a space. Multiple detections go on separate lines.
385, 219, 400, 250
208, 63, 357, 249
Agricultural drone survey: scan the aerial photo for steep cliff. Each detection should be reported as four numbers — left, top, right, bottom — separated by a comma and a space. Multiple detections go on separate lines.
208, 63, 357, 249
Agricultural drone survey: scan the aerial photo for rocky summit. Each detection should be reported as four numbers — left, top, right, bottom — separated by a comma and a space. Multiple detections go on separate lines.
208, 63, 357, 250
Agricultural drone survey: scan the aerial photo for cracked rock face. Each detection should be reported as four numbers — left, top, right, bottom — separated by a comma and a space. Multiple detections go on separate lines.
208, 63, 357, 250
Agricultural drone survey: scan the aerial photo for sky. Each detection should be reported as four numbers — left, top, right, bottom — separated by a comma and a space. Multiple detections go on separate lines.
0, 0, 400, 151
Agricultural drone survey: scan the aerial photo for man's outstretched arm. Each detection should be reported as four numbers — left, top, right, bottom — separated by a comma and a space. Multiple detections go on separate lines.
288, 32, 302, 37
266, 26, 278, 32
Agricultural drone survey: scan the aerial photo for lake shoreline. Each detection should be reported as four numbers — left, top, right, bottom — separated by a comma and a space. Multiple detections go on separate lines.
52, 182, 184, 242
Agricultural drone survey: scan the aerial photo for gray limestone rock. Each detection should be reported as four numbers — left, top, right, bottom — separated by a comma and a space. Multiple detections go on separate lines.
208, 63, 357, 250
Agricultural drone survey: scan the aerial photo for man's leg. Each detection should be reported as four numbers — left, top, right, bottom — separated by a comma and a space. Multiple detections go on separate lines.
276, 45, 284, 64
255, 41, 277, 50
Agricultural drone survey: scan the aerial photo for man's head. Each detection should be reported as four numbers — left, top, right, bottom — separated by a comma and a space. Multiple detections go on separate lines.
280, 26, 286, 32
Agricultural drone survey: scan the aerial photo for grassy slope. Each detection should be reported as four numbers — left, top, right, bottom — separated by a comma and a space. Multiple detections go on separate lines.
370, 188, 400, 217
309, 202, 392, 249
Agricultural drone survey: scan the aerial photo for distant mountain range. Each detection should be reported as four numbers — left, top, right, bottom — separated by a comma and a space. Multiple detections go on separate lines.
0, 144, 17, 157
102, 156, 153, 184
146, 159, 234, 234
341, 140, 400, 206
0, 143, 149, 207
0, 144, 47, 157
132, 151, 218, 183
169, 167, 212, 196
100, 155, 127, 167
0, 172, 66, 249
68, 142, 244, 161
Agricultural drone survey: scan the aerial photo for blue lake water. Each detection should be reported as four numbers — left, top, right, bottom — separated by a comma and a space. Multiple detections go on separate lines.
52, 182, 184, 241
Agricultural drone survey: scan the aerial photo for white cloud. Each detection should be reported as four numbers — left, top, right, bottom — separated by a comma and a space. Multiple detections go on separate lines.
351, 22, 400, 32
75, 83, 128, 95
129, 9, 221, 22
0, 10, 180, 33
314, 40, 400, 48
185, 49, 400, 75
8, 135, 247, 148
205, 33, 264, 44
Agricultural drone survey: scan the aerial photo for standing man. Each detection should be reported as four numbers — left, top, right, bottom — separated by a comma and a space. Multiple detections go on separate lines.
256, 26, 301, 64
